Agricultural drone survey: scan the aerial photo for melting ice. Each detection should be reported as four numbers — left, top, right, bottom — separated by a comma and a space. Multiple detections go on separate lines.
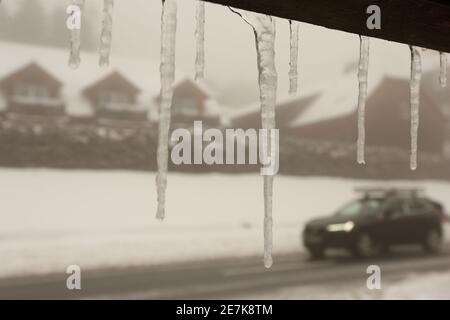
156, 0, 178, 220
288, 20, 299, 95
68, 0, 85, 69
357, 36, 370, 165
195, 1, 205, 80
230, 8, 278, 268
99, 0, 114, 67
409, 46, 422, 171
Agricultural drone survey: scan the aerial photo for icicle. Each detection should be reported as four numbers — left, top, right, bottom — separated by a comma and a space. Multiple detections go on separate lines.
409, 46, 422, 171
230, 8, 277, 268
440, 52, 447, 88
288, 20, 299, 95
99, 0, 114, 67
68, 0, 85, 69
356, 36, 370, 165
156, 0, 177, 220
195, 1, 205, 80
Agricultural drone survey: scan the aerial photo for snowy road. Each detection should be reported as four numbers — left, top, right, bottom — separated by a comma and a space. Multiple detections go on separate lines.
2, 170, 450, 299
1, 245, 450, 299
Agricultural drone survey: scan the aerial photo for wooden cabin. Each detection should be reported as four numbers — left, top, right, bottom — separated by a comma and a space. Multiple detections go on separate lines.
82, 71, 148, 127
0, 62, 66, 127
155, 78, 222, 129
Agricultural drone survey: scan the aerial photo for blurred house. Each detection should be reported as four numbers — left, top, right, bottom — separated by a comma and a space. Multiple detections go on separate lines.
422, 69, 450, 158
288, 54, 449, 156
0, 62, 67, 131
82, 71, 147, 128
0, 41, 223, 137
154, 77, 222, 130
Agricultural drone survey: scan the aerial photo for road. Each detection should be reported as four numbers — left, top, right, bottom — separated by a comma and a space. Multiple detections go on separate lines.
1, 246, 450, 299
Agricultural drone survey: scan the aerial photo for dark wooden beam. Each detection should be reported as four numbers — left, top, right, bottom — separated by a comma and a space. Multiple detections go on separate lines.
202, 0, 450, 53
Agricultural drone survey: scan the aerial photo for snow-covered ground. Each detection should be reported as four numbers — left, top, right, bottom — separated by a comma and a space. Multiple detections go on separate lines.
379, 272, 450, 299
0, 169, 449, 279
241, 271, 450, 300
259, 271, 450, 300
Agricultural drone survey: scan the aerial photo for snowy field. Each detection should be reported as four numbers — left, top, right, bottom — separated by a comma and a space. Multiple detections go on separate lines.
0, 168, 450, 279
234, 271, 450, 300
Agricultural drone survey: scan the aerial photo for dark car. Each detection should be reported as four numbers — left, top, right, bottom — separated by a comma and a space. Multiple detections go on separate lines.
302, 188, 447, 259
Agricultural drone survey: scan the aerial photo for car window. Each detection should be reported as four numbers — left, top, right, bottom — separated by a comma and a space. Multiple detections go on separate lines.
399, 198, 430, 216
383, 199, 404, 219
411, 199, 433, 212
336, 199, 382, 217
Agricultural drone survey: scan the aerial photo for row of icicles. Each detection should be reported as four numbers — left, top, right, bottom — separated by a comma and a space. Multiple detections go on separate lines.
68, 0, 114, 68
356, 38, 448, 169
67, 0, 448, 268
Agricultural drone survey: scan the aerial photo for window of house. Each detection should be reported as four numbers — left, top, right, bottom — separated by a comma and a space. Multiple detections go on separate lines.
172, 96, 199, 115
14, 83, 50, 99
98, 91, 130, 107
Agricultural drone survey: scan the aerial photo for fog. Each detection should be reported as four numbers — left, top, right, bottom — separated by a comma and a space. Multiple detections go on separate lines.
2, 0, 371, 107
2, 0, 433, 111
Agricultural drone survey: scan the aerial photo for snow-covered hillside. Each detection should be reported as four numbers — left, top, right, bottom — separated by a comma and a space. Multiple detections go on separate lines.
0, 169, 449, 279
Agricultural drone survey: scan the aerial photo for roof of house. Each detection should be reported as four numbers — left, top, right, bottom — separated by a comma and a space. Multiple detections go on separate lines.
172, 77, 213, 99
225, 38, 448, 130
290, 40, 448, 128
225, 92, 320, 129
83, 70, 142, 97
0, 62, 63, 88
289, 76, 446, 153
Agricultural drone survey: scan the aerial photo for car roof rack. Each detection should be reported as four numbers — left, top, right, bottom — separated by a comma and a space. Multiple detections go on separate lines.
354, 187, 425, 198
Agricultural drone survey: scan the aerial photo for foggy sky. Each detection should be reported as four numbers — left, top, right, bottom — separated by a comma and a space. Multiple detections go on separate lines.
3, 0, 437, 109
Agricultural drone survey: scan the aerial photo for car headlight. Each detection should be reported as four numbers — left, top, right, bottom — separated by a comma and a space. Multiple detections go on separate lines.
326, 221, 355, 232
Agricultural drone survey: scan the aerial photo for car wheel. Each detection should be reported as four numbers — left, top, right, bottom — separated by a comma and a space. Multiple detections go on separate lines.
307, 246, 325, 260
423, 229, 443, 254
352, 233, 378, 258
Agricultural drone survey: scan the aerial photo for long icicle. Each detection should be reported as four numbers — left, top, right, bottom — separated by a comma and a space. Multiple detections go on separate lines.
230, 8, 277, 268
99, 0, 114, 67
68, 0, 85, 69
256, 16, 277, 269
409, 46, 422, 171
156, 0, 177, 220
440, 52, 447, 88
195, 0, 205, 80
357, 36, 370, 165
288, 20, 299, 95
